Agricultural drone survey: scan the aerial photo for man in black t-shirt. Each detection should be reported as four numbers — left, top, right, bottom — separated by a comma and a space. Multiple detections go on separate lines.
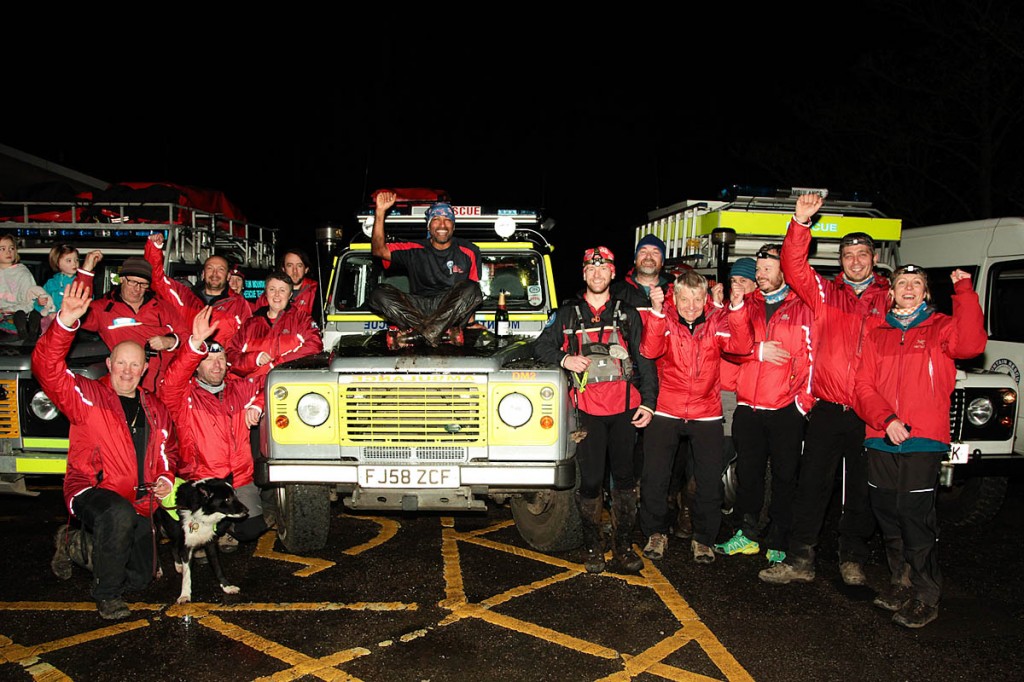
368, 190, 484, 347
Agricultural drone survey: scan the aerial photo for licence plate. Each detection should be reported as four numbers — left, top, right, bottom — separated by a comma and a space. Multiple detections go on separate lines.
358, 465, 460, 488
949, 442, 969, 464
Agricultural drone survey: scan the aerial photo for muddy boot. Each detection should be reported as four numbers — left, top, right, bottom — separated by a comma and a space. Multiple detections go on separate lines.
610, 488, 643, 573
576, 493, 606, 573
874, 537, 913, 611
70, 527, 94, 573
673, 477, 696, 539
52, 525, 74, 580
53, 525, 94, 578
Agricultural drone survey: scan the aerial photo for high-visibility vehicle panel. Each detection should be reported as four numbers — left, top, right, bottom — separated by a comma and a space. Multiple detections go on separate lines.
260, 189, 582, 555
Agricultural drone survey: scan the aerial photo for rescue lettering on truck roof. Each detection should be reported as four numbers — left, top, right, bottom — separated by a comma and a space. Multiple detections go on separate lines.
698, 210, 902, 241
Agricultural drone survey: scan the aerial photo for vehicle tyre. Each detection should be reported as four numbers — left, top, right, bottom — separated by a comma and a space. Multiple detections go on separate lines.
937, 475, 1008, 527
275, 483, 331, 553
511, 488, 583, 553
721, 452, 771, 523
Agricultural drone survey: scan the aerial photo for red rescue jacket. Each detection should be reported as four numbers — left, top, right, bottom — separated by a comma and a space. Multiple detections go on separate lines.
725, 288, 815, 413
641, 301, 754, 419
77, 272, 181, 394
158, 340, 265, 484
33, 318, 177, 518
144, 239, 253, 346
782, 219, 889, 407
854, 279, 987, 445
226, 304, 323, 379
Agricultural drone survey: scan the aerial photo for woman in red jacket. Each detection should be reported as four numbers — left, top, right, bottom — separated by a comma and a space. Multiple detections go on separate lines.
854, 266, 986, 629
226, 271, 323, 379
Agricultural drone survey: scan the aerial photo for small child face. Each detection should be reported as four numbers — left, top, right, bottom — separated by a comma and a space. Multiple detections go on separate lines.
58, 251, 80, 276
0, 238, 17, 266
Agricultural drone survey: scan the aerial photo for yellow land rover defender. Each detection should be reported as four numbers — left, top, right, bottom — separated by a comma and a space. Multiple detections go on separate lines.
259, 190, 582, 554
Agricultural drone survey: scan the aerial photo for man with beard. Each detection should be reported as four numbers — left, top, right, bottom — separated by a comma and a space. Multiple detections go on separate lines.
760, 192, 890, 587
534, 246, 657, 574
610, 234, 674, 318
77, 256, 181, 394
159, 307, 268, 553
715, 244, 814, 570
367, 190, 483, 347
145, 233, 253, 347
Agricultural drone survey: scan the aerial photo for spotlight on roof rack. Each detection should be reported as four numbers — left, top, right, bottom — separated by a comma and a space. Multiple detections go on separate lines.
494, 216, 516, 239
540, 217, 556, 232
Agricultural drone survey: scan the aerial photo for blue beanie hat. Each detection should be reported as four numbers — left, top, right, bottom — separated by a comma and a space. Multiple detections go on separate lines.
426, 202, 455, 224
730, 257, 756, 281
635, 234, 666, 260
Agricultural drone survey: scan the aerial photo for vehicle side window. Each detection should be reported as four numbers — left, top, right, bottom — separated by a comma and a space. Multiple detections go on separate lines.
987, 259, 1024, 343
333, 254, 374, 310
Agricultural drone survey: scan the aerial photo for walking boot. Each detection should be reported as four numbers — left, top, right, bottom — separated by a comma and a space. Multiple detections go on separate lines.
69, 527, 94, 572
610, 488, 643, 573
96, 598, 131, 620
672, 480, 695, 540
874, 550, 913, 612
576, 493, 606, 573
52, 525, 74, 580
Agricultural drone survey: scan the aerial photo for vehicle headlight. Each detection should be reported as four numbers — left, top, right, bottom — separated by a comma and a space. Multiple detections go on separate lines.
498, 392, 533, 428
30, 391, 59, 420
296, 393, 330, 427
967, 396, 994, 426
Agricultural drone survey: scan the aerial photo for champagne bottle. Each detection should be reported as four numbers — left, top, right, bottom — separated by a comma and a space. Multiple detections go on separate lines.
495, 290, 510, 338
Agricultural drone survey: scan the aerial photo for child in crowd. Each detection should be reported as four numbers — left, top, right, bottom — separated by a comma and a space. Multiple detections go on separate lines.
0, 234, 48, 342
36, 244, 79, 333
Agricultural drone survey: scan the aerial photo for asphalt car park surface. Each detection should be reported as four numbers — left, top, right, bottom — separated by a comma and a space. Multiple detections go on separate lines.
1, 475, 1022, 682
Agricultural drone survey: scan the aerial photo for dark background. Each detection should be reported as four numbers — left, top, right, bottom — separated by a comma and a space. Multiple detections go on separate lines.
4, 2, 1022, 299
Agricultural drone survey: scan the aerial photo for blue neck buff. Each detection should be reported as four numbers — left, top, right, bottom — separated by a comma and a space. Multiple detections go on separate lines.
887, 302, 928, 329
763, 284, 790, 305
843, 274, 874, 296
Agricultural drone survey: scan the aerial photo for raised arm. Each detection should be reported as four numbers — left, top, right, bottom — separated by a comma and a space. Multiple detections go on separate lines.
781, 192, 826, 311
945, 270, 987, 360
370, 190, 397, 261
31, 281, 93, 423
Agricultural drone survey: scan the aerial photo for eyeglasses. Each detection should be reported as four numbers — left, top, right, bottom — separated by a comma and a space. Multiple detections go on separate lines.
755, 249, 781, 260
121, 279, 150, 290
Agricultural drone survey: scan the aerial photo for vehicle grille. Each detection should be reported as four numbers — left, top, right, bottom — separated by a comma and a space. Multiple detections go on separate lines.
340, 382, 485, 445
949, 388, 964, 441
0, 379, 20, 438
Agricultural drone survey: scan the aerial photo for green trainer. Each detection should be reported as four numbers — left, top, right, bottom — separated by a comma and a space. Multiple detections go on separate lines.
714, 530, 760, 556
766, 549, 786, 565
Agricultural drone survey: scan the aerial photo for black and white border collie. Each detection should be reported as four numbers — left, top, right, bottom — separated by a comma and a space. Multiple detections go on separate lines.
155, 477, 249, 604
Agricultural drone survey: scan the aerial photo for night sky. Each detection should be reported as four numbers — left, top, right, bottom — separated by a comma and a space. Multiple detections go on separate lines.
5, 4, 1021, 299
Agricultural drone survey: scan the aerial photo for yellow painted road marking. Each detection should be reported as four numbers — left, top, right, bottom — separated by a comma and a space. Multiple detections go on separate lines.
340, 516, 400, 556
254, 532, 335, 577
433, 521, 755, 681
198, 611, 369, 682
4, 510, 755, 680
0, 619, 148, 665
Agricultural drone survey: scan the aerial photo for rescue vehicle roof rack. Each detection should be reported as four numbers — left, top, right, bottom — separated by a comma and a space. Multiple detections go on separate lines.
635, 187, 902, 268
0, 199, 278, 269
